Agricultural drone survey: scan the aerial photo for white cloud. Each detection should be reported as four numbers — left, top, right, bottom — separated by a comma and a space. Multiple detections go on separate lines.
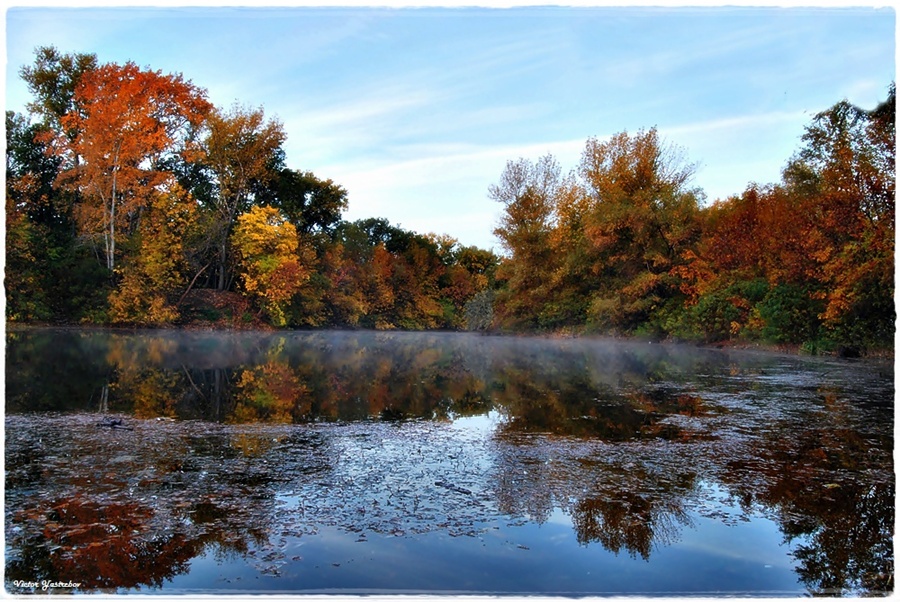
316, 138, 586, 249
324, 107, 813, 248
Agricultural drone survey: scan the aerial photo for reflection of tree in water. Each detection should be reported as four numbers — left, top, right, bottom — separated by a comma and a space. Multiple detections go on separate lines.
488, 347, 892, 583
6, 496, 249, 593
489, 339, 721, 441
488, 430, 698, 560
9, 330, 721, 426
572, 491, 689, 560
720, 425, 893, 595
5, 414, 332, 592
5, 329, 112, 413
232, 359, 311, 423
6, 330, 894, 594
97, 332, 497, 423
791, 481, 893, 596
715, 385, 894, 596
492, 366, 714, 441
482, 339, 706, 560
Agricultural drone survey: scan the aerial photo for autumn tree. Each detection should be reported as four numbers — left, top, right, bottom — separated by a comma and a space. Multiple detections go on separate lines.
681, 185, 824, 342
311, 239, 366, 327
8, 47, 107, 321
782, 86, 895, 349
578, 128, 702, 333
50, 61, 212, 273
390, 238, 446, 329
108, 183, 201, 325
490, 132, 702, 333
537, 176, 600, 327
677, 86, 895, 348
202, 105, 286, 290
231, 205, 312, 326
455, 244, 499, 290
490, 154, 563, 329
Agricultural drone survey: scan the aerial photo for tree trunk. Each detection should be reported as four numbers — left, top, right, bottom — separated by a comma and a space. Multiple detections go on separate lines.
108, 143, 121, 273
177, 263, 211, 307
217, 241, 228, 290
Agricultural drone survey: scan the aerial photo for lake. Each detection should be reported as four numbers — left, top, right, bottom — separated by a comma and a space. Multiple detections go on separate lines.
4, 328, 894, 596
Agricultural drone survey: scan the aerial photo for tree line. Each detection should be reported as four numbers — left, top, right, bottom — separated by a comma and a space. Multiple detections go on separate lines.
489, 88, 894, 353
6, 47, 894, 352
6, 47, 499, 330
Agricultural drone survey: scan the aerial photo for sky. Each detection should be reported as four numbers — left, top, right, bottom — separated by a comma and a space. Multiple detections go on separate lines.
5, 3, 896, 251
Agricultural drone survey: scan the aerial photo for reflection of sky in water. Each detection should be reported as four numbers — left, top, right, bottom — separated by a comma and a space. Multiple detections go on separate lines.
162, 508, 805, 595
449, 409, 502, 434
174, 474, 806, 594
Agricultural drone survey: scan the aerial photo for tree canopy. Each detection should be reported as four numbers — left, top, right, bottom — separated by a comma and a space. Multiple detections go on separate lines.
6, 46, 894, 353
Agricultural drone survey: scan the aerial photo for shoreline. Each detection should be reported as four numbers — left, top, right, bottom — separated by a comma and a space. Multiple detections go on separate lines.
6, 321, 894, 362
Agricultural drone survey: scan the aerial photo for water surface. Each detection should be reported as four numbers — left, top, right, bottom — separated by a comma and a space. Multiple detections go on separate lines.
5, 328, 894, 595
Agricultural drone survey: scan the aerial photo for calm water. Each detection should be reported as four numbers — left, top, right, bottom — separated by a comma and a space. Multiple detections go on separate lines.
4, 328, 894, 596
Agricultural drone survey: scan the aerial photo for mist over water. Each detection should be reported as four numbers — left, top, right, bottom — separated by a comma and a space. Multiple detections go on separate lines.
5, 328, 894, 595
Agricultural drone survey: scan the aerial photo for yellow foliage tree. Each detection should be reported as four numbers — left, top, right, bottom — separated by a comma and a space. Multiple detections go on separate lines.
231, 205, 312, 326
109, 183, 199, 325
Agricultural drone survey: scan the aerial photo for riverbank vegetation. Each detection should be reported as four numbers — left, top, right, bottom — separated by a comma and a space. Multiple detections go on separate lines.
6, 47, 894, 354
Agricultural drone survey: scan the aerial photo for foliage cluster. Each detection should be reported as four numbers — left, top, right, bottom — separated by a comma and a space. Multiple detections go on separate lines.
489, 88, 895, 353
6, 47, 499, 331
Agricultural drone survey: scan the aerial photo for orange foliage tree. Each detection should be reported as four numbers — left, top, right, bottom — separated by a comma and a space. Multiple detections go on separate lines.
51, 61, 212, 272
684, 87, 895, 347
785, 88, 895, 346
578, 128, 702, 333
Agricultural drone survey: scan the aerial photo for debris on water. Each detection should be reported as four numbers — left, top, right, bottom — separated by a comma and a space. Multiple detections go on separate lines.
96, 417, 134, 431
435, 481, 472, 495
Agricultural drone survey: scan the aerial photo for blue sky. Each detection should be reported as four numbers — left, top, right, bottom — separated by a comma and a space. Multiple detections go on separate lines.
5, 4, 895, 251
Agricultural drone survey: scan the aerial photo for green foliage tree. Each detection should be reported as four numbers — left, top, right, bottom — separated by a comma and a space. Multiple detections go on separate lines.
8, 48, 112, 322
19, 46, 98, 141
262, 169, 348, 237
6, 110, 110, 322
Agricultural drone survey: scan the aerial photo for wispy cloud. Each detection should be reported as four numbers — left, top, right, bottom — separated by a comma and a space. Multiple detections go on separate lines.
321, 138, 586, 249
6, 6, 893, 250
